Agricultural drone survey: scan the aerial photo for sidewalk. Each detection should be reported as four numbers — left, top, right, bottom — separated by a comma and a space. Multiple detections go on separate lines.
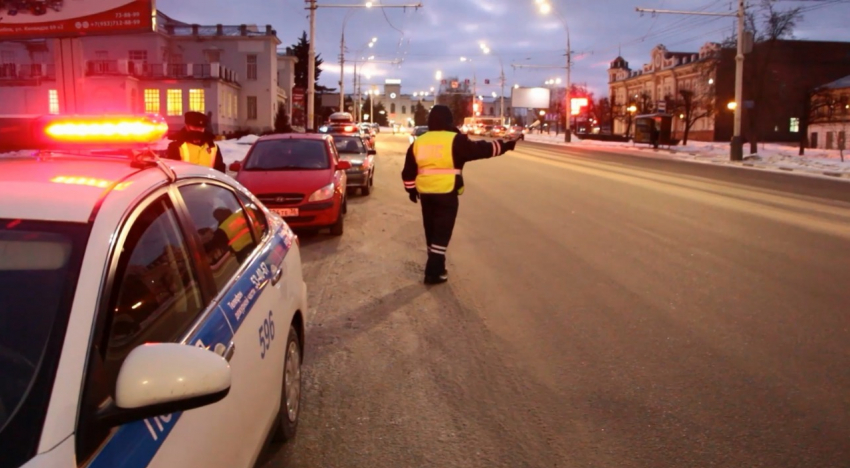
523, 132, 850, 181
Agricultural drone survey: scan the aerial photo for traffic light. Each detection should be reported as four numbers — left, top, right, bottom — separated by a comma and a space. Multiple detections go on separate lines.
484, 79, 490, 85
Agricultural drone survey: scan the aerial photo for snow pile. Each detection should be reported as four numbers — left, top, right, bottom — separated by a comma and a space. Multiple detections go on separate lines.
217, 139, 252, 166
523, 132, 850, 180
237, 134, 260, 145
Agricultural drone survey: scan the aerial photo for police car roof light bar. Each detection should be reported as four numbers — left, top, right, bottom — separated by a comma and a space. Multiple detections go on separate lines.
42, 115, 169, 145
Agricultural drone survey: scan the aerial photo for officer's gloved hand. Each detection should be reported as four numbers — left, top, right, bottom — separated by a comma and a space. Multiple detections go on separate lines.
407, 189, 419, 204
502, 139, 517, 152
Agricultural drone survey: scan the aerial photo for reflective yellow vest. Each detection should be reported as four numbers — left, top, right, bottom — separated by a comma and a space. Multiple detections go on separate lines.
178, 141, 217, 168
220, 210, 253, 254
413, 131, 463, 195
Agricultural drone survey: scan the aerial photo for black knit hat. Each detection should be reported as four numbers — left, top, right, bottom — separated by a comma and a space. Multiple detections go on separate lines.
184, 111, 207, 127
427, 105, 456, 131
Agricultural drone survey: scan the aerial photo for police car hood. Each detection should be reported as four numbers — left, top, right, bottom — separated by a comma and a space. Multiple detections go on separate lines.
236, 169, 334, 196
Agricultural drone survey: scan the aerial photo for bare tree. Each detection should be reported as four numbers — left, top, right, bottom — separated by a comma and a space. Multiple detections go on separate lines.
674, 59, 718, 145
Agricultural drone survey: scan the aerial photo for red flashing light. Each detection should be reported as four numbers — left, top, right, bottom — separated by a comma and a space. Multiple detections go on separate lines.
50, 176, 133, 191
344, 125, 355, 132
43, 115, 169, 145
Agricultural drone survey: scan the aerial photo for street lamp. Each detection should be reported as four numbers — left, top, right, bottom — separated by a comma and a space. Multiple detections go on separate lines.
535, 1, 571, 142
461, 56, 478, 117
480, 41, 507, 123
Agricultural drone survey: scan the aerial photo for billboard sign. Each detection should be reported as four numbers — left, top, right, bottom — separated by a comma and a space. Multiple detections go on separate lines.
511, 87, 550, 109
0, 0, 155, 39
570, 97, 589, 115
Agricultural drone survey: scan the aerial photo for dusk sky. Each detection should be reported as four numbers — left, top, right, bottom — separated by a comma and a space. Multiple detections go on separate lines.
158, 0, 850, 98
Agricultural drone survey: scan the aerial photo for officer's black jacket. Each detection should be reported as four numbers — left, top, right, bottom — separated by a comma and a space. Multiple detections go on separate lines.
401, 131, 509, 195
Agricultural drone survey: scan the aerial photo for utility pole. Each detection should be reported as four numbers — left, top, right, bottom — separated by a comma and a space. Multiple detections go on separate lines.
635, 2, 746, 160
305, 1, 422, 131
307, 0, 317, 131
339, 29, 346, 112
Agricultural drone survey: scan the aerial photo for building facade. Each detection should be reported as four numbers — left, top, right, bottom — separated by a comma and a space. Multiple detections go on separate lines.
808, 75, 850, 150
609, 40, 850, 144
0, 12, 297, 134
608, 43, 720, 141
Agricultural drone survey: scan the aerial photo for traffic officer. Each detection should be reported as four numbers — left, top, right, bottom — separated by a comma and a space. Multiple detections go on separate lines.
401, 105, 517, 285
166, 111, 226, 172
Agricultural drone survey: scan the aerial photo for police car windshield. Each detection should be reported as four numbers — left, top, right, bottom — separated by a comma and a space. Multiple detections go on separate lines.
0, 219, 88, 463
332, 136, 365, 154
244, 139, 330, 171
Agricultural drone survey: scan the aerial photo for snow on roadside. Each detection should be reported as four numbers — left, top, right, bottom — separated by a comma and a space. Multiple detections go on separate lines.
523, 132, 850, 180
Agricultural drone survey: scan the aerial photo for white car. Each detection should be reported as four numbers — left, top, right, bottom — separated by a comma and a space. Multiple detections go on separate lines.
0, 115, 308, 468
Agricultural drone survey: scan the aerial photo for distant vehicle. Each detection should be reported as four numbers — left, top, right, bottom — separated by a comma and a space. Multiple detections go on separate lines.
490, 125, 507, 138
231, 133, 350, 236
371, 122, 380, 133
331, 134, 377, 196
506, 125, 526, 140
461, 116, 503, 135
409, 125, 429, 144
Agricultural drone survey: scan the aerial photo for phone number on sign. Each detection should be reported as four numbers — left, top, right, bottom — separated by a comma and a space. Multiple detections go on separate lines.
91, 20, 143, 27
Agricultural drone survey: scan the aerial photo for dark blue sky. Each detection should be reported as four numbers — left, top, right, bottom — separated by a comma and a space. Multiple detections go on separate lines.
159, 0, 850, 98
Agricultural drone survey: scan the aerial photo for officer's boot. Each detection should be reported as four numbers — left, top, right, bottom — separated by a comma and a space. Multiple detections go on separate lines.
424, 252, 448, 285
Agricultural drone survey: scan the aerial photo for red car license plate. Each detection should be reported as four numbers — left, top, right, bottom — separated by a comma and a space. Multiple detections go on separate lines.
273, 208, 299, 217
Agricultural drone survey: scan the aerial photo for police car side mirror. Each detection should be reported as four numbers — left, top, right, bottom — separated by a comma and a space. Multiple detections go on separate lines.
97, 343, 231, 427
336, 160, 352, 170
229, 161, 242, 172
367, 149, 377, 156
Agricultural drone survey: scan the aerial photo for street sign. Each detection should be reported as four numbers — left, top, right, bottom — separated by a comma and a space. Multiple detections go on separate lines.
656, 100, 667, 112
451, 80, 459, 89
0, 0, 156, 39
484, 79, 490, 85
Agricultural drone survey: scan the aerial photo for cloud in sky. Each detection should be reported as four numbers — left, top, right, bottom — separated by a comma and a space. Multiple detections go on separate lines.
158, 0, 850, 98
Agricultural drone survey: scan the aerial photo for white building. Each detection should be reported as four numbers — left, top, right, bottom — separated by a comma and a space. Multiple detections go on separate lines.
0, 11, 297, 134
349, 79, 513, 126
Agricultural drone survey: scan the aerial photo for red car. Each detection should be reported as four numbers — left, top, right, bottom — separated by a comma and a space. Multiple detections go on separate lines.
229, 133, 351, 235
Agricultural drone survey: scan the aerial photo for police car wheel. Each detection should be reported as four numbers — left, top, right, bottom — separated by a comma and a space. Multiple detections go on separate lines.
361, 180, 371, 196
274, 325, 301, 442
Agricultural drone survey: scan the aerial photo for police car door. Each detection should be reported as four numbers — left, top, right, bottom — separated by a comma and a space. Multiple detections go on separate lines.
76, 190, 239, 468
175, 181, 287, 467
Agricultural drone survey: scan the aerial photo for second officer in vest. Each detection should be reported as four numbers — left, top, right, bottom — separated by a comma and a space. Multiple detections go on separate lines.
401, 105, 517, 285
166, 111, 226, 172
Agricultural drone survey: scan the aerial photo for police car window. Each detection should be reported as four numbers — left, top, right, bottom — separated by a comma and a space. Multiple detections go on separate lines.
179, 184, 258, 292
237, 192, 269, 240
244, 139, 330, 171
104, 197, 203, 384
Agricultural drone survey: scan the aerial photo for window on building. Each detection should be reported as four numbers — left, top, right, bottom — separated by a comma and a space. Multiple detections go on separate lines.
232, 94, 238, 118
205, 49, 221, 63
490, 107, 494, 115
48, 90, 59, 114
391, 103, 396, 113
247, 54, 258, 81
167, 89, 183, 116
247, 96, 258, 120
402, 105, 406, 114
790, 117, 800, 133
128, 50, 147, 61
144, 89, 160, 114
189, 89, 204, 113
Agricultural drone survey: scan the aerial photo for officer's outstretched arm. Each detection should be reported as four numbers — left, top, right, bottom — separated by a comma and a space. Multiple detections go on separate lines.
401, 144, 418, 195
455, 134, 515, 164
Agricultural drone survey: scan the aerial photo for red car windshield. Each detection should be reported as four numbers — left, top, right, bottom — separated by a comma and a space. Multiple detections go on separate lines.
244, 139, 330, 171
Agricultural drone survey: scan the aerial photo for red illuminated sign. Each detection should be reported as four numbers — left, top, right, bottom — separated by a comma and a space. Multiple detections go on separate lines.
570, 97, 589, 116
0, 0, 155, 39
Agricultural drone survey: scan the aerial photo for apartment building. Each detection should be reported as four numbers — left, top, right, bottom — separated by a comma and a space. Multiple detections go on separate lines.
0, 11, 297, 134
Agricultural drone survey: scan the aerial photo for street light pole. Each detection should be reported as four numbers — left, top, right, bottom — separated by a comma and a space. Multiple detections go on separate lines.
565, 30, 571, 142
305, 1, 421, 131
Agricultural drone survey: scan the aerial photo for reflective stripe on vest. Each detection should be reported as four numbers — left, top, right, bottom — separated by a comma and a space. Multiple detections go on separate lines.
221, 210, 253, 253
178, 141, 217, 168
413, 131, 459, 194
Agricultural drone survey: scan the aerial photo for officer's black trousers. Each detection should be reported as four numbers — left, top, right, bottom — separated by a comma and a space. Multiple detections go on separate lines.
420, 193, 459, 277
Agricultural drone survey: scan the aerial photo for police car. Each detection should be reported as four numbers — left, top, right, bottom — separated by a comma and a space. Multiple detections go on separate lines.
0, 114, 308, 467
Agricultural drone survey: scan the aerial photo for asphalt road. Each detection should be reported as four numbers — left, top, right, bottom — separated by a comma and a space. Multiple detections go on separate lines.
260, 132, 850, 468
